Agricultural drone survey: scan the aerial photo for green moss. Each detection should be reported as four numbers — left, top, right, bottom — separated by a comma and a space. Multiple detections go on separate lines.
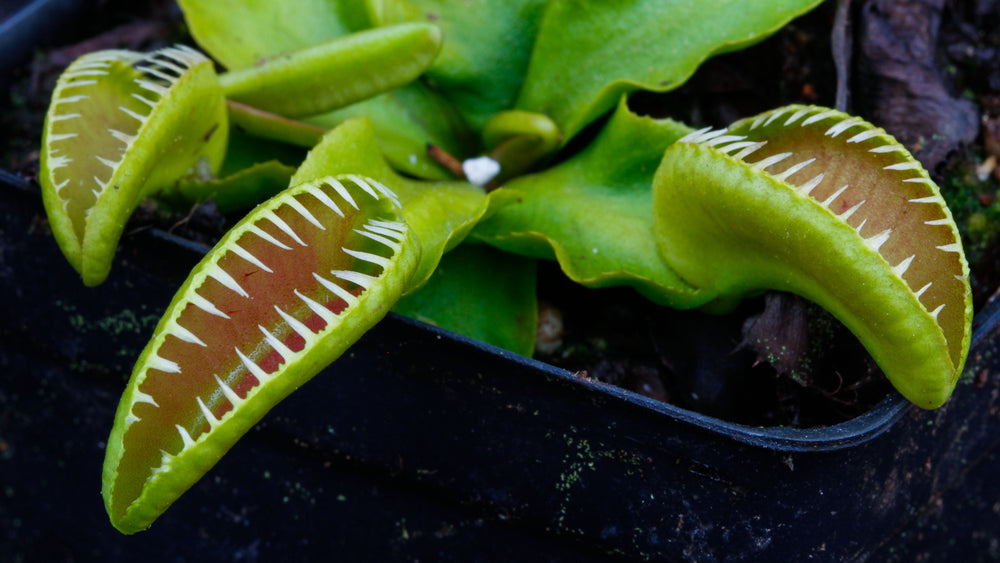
55, 300, 161, 337
939, 153, 1000, 267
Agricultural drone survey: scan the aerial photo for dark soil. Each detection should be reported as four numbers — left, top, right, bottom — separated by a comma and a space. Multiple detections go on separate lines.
535, 265, 892, 427
3, 0, 999, 428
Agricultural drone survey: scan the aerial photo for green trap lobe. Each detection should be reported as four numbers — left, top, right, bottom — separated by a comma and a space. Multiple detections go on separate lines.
654, 105, 972, 408
104, 175, 416, 533
721, 106, 969, 369
40, 45, 228, 286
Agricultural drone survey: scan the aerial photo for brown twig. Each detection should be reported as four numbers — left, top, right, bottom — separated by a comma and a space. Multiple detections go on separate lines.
832, 0, 853, 112
426, 144, 466, 179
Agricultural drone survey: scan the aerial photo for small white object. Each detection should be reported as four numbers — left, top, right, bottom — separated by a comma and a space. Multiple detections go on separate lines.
462, 156, 501, 186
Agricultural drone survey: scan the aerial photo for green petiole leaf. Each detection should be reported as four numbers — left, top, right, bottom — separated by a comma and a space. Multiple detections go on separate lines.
372, 0, 549, 133
306, 84, 474, 180
219, 23, 443, 118
472, 97, 706, 307
181, 0, 471, 180
517, 0, 824, 141
225, 100, 326, 149
394, 243, 539, 356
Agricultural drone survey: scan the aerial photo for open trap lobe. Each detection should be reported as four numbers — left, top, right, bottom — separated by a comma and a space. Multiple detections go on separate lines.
683, 105, 969, 369
110, 176, 407, 517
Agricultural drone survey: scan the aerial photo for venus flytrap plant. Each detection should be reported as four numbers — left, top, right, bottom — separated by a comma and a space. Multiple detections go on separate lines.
32, 0, 977, 536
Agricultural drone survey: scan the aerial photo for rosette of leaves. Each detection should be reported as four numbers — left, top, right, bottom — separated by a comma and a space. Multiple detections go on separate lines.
33, 0, 977, 535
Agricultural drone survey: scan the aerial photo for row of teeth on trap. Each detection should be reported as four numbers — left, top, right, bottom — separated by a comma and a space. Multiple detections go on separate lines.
46, 46, 206, 205
676, 116, 960, 323
132, 177, 407, 467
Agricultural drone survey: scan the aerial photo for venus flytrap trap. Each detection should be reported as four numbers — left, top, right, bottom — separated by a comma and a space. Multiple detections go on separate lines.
102, 174, 419, 534
652, 105, 972, 408
40, 45, 228, 286
101, 116, 491, 534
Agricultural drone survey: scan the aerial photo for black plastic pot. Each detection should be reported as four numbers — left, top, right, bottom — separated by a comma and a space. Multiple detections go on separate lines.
3, 1, 1000, 560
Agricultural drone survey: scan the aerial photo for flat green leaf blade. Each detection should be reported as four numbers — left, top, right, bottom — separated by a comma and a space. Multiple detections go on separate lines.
218, 23, 443, 118
394, 243, 538, 356
517, 0, 824, 140
158, 119, 305, 213
177, 0, 367, 69
215, 124, 309, 177
376, 0, 548, 132
165, 160, 296, 214
180, 0, 470, 178
471, 98, 706, 308
102, 175, 420, 533
307, 83, 474, 180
